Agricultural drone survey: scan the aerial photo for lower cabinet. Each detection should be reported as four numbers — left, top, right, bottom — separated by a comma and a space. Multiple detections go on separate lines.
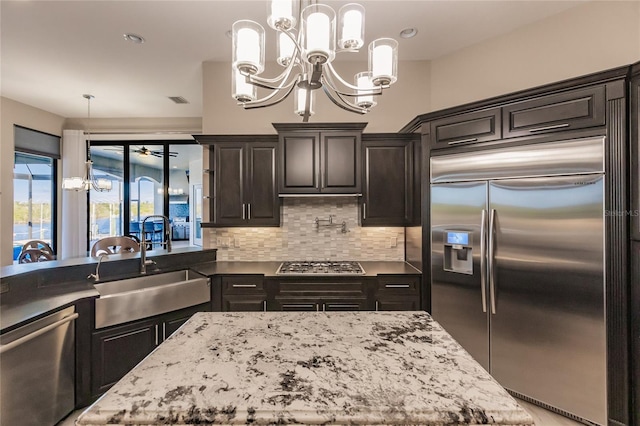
374, 275, 421, 311
213, 274, 421, 312
90, 303, 210, 397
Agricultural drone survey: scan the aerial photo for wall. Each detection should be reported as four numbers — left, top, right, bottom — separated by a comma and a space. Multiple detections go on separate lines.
429, 0, 640, 111
208, 198, 404, 261
0, 97, 66, 266
202, 60, 431, 134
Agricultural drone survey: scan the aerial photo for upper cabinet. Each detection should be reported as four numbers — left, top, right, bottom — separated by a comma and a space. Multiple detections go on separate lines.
502, 85, 606, 138
195, 135, 279, 227
274, 123, 366, 195
360, 134, 417, 226
631, 62, 640, 241
430, 107, 501, 149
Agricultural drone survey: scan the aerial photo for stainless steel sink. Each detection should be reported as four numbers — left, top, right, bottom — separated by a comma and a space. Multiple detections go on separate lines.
94, 270, 210, 329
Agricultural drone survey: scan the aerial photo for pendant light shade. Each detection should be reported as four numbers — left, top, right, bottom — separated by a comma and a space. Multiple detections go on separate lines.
294, 87, 315, 117
232, 20, 265, 75
232, 67, 257, 103
369, 38, 398, 86
338, 3, 364, 49
355, 71, 376, 109
301, 4, 335, 64
267, 0, 297, 30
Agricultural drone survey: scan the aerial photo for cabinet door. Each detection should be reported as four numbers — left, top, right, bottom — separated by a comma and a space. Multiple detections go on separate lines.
375, 275, 421, 311
161, 303, 211, 339
321, 132, 361, 193
279, 133, 320, 193
247, 143, 279, 226
362, 140, 413, 226
321, 297, 368, 311
502, 85, 606, 138
214, 144, 245, 225
430, 108, 501, 149
223, 295, 267, 311
91, 318, 158, 396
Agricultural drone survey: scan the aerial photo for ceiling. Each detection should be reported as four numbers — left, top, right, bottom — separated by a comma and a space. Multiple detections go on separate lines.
1, 0, 587, 119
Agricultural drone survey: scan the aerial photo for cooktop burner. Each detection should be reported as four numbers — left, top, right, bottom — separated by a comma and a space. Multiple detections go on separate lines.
276, 261, 365, 275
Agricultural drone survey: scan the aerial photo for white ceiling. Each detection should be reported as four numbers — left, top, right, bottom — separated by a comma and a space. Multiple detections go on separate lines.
1, 0, 587, 119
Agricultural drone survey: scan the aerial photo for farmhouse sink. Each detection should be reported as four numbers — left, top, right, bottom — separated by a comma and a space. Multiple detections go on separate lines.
94, 270, 210, 329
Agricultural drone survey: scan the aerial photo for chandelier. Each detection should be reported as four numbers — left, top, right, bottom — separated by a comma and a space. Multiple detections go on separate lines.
62, 94, 112, 192
231, 1, 398, 121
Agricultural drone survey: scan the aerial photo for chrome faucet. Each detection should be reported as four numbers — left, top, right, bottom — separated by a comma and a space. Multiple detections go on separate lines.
88, 253, 109, 282
140, 215, 172, 274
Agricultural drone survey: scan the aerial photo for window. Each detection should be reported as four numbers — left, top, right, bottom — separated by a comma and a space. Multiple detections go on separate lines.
13, 126, 60, 262
89, 141, 202, 250
13, 153, 57, 260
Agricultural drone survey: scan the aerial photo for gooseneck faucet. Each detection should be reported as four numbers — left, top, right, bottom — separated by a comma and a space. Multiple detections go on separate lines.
88, 253, 109, 282
140, 215, 172, 274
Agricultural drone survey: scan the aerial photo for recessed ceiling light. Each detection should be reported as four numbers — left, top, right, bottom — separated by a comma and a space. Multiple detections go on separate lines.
399, 28, 418, 39
123, 33, 145, 44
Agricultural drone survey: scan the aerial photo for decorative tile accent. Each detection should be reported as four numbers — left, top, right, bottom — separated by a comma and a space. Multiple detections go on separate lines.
204, 198, 405, 261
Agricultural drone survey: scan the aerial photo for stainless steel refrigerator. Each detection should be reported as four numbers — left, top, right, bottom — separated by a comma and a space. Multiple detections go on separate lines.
430, 137, 606, 425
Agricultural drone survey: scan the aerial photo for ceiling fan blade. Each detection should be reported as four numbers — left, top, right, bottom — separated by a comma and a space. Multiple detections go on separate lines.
151, 152, 162, 158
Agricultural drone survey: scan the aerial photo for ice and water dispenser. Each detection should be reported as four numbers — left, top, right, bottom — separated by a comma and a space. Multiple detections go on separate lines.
443, 231, 473, 275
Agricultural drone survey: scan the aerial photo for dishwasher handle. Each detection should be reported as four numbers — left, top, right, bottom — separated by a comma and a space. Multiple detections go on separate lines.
0, 313, 78, 354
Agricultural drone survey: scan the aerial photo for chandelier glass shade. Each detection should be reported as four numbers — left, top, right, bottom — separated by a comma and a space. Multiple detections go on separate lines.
62, 94, 112, 192
231, 0, 398, 121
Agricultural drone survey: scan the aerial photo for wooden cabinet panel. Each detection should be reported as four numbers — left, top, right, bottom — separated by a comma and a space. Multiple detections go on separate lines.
631, 68, 640, 241
223, 295, 267, 312
215, 144, 245, 225
321, 133, 361, 193
221, 275, 265, 293
246, 143, 279, 225
430, 108, 501, 149
361, 136, 415, 226
375, 275, 421, 311
91, 318, 157, 396
212, 139, 279, 227
276, 124, 365, 194
280, 133, 320, 192
502, 85, 606, 138
91, 303, 211, 397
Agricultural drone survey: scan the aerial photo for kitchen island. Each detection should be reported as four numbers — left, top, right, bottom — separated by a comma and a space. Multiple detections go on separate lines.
76, 311, 533, 425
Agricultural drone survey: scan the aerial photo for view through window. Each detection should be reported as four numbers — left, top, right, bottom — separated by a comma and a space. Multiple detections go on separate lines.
13, 152, 56, 260
89, 142, 202, 250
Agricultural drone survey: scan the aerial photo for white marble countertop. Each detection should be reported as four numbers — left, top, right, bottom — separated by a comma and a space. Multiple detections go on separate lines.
77, 312, 533, 425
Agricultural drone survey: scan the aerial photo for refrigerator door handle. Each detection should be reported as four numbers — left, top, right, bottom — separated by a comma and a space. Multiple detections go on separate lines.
488, 208, 497, 315
480, 209, 487, 313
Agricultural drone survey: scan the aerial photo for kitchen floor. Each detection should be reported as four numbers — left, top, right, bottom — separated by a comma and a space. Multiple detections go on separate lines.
57, 399, 585, 425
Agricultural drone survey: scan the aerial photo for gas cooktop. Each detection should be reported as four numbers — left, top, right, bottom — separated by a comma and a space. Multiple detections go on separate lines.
276, 261, 365, 275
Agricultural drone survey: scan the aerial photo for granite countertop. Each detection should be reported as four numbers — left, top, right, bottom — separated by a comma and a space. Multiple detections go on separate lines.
191, 261, 421, 277
77, 311, 533, 425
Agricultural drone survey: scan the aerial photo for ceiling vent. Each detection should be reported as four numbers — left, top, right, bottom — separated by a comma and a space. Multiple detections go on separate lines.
168, 96, 189, 104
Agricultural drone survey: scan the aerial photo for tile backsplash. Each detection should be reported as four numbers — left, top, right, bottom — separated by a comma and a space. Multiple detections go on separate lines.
205, 197, 404, 261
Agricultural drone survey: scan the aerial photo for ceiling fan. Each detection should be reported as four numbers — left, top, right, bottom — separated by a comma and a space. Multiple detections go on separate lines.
133, 146, 178, 158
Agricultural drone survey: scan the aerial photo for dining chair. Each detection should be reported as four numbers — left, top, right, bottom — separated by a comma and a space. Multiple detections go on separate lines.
91, 236, 141, 257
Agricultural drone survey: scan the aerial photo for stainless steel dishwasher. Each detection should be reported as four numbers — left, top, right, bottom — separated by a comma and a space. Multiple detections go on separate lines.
0, 306, 78, 426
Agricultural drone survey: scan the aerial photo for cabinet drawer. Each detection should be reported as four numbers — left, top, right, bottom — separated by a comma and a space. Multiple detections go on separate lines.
274, 296, 368, 311
278, 280, 366, 295
222, 295, 267, 312
503, 85, 606, 138
430, 108, 501, 149
377, 276, 420, 294
221, 276, 264, 293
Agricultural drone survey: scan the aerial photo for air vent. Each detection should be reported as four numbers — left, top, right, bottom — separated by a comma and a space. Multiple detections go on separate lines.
168, 96, 189, 104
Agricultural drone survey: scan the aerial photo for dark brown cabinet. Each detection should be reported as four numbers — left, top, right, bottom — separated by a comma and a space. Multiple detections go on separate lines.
374, 275, 421, 311
430, 107, 501, 149
631, 63, 640, 241
219, 275, 267, 311
275, 123, 366, 194
502, 85, 606, 138
90, 303, 209, 397
273, 279, 370, 311
361, 134, 417, 226
212, 139, 279, 226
